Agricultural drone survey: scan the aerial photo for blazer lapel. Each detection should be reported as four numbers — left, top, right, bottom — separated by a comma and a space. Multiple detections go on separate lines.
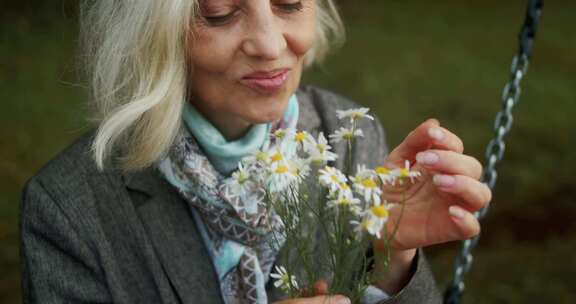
124, 168, 224, 304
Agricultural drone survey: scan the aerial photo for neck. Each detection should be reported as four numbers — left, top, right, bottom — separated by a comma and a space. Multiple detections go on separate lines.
198, 110, 252, 141
181, 102, 272, 175
186, 94, 252, 141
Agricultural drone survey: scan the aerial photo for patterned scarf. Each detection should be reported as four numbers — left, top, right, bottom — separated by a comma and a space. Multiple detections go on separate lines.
158, 96, 299, 303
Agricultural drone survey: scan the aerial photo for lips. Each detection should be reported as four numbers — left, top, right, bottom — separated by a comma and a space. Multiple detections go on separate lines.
240, 68, 290, 95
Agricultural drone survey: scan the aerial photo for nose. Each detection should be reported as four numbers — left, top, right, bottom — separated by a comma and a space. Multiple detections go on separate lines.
241, 9, 287, 60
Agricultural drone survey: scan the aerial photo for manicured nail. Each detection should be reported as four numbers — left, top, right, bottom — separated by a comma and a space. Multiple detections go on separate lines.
449, 205, 466, 220
416, 152, 439, 165
428, 127, 445, 141
336, 297, 351, 304
433, 174, 455, 187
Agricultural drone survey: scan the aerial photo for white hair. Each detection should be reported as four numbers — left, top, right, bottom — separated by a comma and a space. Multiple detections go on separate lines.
81, 0, 344, 171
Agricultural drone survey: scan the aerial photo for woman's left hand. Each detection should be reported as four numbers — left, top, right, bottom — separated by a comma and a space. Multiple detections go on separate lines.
379, 118, 492, 252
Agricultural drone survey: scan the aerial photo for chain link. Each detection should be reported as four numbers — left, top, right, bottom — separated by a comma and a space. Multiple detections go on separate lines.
443, 1, 542, 303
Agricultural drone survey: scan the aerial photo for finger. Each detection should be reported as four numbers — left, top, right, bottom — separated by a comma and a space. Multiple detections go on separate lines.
324, 295, 350, 304
416, 150, 483, 180
448, 205, 481, 240
282, 295, 351, 304
313, 280, 329, 295
433, 174, 492, 211
428, 126, 464, 153
387, 119, 440, 164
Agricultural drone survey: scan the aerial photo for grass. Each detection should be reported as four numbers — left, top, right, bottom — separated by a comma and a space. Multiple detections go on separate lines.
1, 0, 575, 302
0, 5, 85, 302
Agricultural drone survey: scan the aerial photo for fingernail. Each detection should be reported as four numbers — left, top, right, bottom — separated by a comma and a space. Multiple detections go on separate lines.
416, 152, 439, 165
449, 205, 466, 220
336, 297, 351, 304
428, 127, 444, 141
433, 174, 455, 187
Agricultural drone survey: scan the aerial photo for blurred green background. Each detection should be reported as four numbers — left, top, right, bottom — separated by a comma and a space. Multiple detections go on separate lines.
1, 0, 574, 303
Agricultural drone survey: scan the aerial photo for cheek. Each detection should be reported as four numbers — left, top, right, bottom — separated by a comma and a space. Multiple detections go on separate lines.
284, 10, 317, 58
187, 31, 234, 76
186, 28, 244, 107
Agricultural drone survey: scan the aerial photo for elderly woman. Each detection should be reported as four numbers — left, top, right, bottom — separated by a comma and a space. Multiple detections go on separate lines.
20, 1, 491, 303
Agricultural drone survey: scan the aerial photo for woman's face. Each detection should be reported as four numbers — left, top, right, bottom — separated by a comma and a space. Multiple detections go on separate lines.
187, 0, 317, 139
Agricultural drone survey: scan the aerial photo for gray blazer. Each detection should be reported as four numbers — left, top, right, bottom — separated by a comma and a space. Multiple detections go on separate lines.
20, 86, 443, 303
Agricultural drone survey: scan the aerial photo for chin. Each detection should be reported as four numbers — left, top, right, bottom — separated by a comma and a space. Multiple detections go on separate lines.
248, 109, 285, 124
248, 95, 291, 123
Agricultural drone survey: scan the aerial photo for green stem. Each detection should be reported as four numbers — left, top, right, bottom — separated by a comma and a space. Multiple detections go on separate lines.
390, 191, 407, 242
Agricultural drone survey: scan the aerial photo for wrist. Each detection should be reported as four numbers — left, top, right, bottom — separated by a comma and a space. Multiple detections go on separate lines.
372, 245, 417, 295
389, 248, 417, 264
373, 239, 417, 265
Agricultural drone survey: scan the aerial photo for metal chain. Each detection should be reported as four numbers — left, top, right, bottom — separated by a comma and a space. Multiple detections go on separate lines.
443, 1, 543, 303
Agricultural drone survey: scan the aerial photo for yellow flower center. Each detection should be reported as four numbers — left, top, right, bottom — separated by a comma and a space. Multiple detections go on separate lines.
343, 132, 354, 140
274, 130, 286, 138
291, 167, 300, 176
294, 132, 306, 142
361, 178, 377, 188
371, 206, 389, 218
338, 198, 350, 205
361, 219, 373, 230
399, 168, 409, 177
339, 182, 350, 190
255, 151, 267, 162
331, 175, 339, 183
275, 165, 289, 174
375, 166, 390, 175
237, 173, 249, 184
271, 153, 283, 162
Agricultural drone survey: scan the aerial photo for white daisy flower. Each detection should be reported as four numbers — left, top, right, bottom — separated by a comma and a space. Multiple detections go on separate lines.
375, 166, 395, 185
318, 166, 348, 192
350, 217, 384, 239
352, 164, 376, 179
291, 130, 315, 152
351, 165, 382, 204
289, 157, 311, 182
272, 128, 293, 141
308, 132, 337, 164
367, 200, 395, 222
226, 163, 254, 197
242, 149, 270, 168
391, 160, 422, 185
328, 127, 364, 144
335, 180, 353, 200
328, 191, 361, 214
241, 150, 272, 186
353, 200, 396, 238
269, 149, 285, 164
270, 265, 298, 291
336, 107, 374, 123
267, 161, 299, 193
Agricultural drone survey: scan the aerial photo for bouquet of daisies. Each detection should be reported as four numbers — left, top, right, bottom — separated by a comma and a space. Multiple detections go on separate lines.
227, 108, 420, 302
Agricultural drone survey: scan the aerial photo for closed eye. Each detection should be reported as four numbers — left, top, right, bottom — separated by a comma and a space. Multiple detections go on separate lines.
275, 1, 304, 13
202, 1, 304, 26
203, 10, 239, 26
